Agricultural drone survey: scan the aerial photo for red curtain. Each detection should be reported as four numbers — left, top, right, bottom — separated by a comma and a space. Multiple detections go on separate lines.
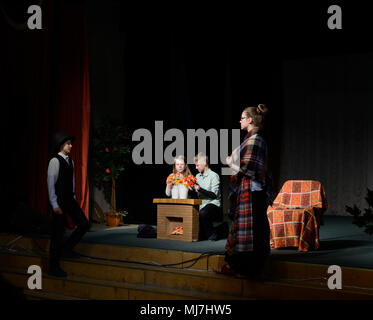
1, 1, 91, 222
24, 0, 54, 219
51, 3, 91, 222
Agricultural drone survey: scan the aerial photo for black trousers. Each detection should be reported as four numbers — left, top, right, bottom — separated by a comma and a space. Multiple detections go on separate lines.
199, 204, 221, 240
49, 199, 89, 269
225, 190, 270, 276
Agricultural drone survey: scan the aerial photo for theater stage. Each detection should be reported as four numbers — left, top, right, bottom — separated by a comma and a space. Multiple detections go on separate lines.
77, 216, 373, 269
1, 216, 373, 300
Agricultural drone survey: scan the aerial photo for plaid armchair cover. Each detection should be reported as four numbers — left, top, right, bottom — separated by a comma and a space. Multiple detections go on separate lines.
267, 180, 328, 251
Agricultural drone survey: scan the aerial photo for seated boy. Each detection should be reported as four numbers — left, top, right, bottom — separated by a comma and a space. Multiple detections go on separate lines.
193, 152, 222, 241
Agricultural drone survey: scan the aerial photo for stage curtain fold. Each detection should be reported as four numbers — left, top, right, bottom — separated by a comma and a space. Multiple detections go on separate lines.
51, 3, 91, 221
1, 0, 91, 221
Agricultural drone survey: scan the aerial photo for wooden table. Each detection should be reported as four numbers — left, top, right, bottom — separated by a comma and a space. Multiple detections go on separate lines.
153, 198, 202, 242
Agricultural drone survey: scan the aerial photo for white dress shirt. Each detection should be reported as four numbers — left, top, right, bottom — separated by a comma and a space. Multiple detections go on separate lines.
47, 152, 75, 209
196, 169, 221, 210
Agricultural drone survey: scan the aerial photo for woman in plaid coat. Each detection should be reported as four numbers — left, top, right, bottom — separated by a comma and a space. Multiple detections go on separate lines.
217, 104, 274, 279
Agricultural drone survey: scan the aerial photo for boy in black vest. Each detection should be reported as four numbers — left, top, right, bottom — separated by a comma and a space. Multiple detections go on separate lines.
47, 132, 89, 277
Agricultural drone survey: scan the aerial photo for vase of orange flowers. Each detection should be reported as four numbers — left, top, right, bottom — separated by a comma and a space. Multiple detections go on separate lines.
166, 174, 197, 199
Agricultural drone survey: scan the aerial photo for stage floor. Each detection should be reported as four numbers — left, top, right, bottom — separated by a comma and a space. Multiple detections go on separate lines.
69, 216, 373, 270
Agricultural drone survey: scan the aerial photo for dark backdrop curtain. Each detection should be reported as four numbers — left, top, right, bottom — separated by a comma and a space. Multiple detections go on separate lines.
280, 54, 373, 216
120, 29, 283, 224
1, 0, 90, 224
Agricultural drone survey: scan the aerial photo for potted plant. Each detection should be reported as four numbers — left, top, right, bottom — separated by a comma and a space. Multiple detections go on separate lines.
106, 210, 128, 227
346, 188, 373, 235
90, 118, 131, 227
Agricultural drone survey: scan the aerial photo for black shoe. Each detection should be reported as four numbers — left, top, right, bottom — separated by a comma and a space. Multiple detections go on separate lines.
49, 266, 67, 278
208, 233, 217, 241
62, 249, 81, 259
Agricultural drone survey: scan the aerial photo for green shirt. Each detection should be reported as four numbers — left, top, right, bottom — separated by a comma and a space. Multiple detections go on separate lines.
196, 168, 221, 210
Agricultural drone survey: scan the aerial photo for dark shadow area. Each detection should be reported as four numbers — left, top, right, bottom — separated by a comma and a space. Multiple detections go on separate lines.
269, 251, 331, 261
0, 275, 26, 301
319, 239, 372, 251
1, 199, 52, 236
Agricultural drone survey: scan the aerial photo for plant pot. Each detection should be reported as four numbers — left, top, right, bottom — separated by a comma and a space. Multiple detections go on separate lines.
105, 212, 121, 227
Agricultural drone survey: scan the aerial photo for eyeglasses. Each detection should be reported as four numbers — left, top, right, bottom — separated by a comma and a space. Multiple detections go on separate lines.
240, 116, 248, 120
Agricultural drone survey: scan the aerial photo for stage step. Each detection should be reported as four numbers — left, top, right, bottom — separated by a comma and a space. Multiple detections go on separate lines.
23, 289, 87, 300
1, 233, 373, 290
1, 249, 373, 300
0, 265, 252, 300
0, 250, 253, 300
0, 233, 223, 271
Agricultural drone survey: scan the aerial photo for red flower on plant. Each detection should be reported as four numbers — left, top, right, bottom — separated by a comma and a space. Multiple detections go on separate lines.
105, 168, 111, 174
105, 147, 109, 152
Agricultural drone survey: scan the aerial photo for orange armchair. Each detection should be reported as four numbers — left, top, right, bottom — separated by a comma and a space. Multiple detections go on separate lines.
267, 180, 328, 251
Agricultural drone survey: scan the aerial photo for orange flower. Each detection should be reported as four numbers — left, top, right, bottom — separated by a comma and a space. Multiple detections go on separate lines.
105, 147, 109, 152
105, 168, 111, 174
182, 175, 197, 189
166, 173, 183, 185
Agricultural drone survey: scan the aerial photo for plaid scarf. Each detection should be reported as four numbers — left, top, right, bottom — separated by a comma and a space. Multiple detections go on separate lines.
226, 128, 273, 254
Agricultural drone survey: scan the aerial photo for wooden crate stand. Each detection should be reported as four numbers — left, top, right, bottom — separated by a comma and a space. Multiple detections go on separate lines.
153, 199, 202, 242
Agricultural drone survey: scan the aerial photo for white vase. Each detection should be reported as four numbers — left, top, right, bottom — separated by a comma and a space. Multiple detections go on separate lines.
171, 185, 179, 199
178, 185, 189, 199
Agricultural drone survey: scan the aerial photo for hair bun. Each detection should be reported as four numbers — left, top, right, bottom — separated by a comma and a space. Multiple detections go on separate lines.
257, 104, 266, 114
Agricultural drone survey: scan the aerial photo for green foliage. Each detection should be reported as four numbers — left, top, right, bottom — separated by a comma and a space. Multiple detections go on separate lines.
346, 188, 373, 235
90, 119, 131, 182
90, 118, 131, 209
108, 210, 128, 217
119, 210, 128, 218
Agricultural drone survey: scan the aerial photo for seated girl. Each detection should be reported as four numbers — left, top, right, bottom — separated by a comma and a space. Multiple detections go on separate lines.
165, 155, 196, 199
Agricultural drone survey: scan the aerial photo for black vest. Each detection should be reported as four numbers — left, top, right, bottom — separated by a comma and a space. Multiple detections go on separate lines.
54, 154, 74, 204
